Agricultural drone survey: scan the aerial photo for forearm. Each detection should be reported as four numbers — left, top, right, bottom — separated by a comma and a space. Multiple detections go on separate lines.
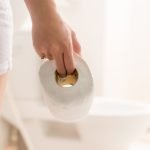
24, 0, 58, 23
24, 0, 81, 75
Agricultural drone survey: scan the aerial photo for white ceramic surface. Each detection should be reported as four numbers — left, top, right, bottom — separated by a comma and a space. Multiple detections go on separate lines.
78, 97, 150, 150
2, 95, 150, 150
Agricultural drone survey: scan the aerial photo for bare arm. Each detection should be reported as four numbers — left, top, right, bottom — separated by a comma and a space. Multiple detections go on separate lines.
24, 0, 81, 76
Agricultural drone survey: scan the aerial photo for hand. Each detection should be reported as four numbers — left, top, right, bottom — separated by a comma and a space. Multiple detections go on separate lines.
32, 14, 81, 76
25, 0, 81, 76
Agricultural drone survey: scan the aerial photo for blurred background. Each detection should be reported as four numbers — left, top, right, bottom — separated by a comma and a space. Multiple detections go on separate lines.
0, 0, 150, 149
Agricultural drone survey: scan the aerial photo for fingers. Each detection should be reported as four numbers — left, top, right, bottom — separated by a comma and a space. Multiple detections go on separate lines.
71, 31, 81, 55
41, 44, 76, 75
39, 47, 75, 75
64, 40, 75, 75
39, 50, 53, 60
38, 46, 66, 76
53, 52, 66, 76
35, 47, 46, 59
38, 31, 80, 76
47, 53, 53, 60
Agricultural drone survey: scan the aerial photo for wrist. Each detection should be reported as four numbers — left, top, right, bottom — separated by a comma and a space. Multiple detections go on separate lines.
24, 0, 58, 24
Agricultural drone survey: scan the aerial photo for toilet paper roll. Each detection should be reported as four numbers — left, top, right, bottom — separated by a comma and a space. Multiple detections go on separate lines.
39, 53, 94, 122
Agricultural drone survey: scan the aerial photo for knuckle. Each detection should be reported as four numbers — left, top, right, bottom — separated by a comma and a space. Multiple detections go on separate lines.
54, 48, 61, 54
63, 40, 72, 51
62, 41, 68, 49
50, 44, 60, 54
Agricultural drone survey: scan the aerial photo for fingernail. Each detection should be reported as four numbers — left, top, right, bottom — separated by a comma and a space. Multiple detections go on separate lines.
68, 69, 76, 75
56, 71, 67, 78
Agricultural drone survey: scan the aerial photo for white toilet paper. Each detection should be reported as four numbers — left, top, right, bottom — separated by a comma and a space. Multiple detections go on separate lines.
39, 53, 94, 122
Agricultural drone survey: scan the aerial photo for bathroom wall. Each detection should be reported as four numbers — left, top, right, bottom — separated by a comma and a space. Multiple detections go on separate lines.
102, 0, 132, 98
102, 0, 150, 102
128, 0, 150, 101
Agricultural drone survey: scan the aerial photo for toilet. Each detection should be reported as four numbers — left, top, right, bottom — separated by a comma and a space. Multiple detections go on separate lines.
78, 97, 150, 150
